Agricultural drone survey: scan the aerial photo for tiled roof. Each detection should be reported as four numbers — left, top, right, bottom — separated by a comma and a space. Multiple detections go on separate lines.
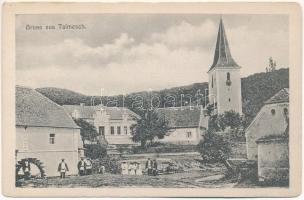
63, 105, 95, 119
264, 88, 289, 104
62, 105, 140, 120
209, 18, 239, 72
16, 86, 79, 129
155, 106, 203, 128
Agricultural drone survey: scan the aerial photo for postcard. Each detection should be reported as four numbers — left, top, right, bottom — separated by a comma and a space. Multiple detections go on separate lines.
2, 2, 302, 197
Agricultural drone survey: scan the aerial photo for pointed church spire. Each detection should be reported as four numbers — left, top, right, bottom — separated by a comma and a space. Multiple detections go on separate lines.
208, 18, 239, 72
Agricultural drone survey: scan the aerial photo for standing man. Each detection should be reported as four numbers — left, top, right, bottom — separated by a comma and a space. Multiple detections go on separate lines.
23, 159, 31, 180
152, 159, 158, 176
85, 158, 93, 175
57, 159, 69, 179
145, 158, 153, 176
77, 157, 86, 176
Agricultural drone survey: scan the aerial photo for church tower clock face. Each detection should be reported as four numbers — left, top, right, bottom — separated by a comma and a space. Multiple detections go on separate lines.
207, 18, 242, 115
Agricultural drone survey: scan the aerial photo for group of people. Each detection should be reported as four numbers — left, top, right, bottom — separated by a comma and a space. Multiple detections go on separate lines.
42, 157, 159, 179
121, 162, 142, 175
121, 158, 158, 176
57, 157, 93, 179
145, 158, 158, 176
77, 157, 93, 176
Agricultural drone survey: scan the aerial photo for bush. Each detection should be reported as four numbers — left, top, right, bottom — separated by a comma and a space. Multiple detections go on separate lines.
84, 144, 107, 159
198, 131, 231, 163
93, 157, 121, 174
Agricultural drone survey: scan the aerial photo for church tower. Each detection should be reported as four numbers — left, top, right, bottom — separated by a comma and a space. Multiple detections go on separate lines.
208, 18, 242, 114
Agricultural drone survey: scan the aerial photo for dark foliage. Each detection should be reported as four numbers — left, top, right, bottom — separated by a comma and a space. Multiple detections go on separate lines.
130, 109, 170, 147
198, 130, 232, 163
217, 111, 243, 131
84, 144, 107, 159
73, 118, 99, 145
241, 68, 289, 126
93, 157, 121, 174
36, 87, 88, 105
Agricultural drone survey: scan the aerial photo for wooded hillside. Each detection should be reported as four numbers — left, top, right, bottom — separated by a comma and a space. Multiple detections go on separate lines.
36, 68, 289, 125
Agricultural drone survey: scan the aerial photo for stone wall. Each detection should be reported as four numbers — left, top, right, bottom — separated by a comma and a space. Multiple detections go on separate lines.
257, 137, 289, 185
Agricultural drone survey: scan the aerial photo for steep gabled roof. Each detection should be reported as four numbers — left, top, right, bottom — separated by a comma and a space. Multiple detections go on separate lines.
16, 86, 79, 129
62, 105, 140, 120
155, 106, 203, 128
245, 88, 289, 133
264, 88, 289, 104
208, 18, 239, 72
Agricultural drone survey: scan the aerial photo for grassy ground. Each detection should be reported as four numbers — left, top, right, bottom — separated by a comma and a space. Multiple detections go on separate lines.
19, 162, 285, 188
21, 168, 238, 188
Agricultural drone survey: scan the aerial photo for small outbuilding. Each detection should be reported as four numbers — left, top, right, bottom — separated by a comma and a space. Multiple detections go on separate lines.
245, 88, 289, 160
155, 106, 208, 145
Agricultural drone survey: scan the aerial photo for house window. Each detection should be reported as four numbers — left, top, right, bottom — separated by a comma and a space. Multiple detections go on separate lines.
124, 126, 128, 135
227, 72, 231, 81
211, 75, 214, 88
228, 98, 231, 102
99, 126, 105, 136
110, 126, 115, 135
117, 126, 121, 135
186, 132, 192, 138
226, 72, 231, 86
271, 109, 276, 115
49, 133, 55, 144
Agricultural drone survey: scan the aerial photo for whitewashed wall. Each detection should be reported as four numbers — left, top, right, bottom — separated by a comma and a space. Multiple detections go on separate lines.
246, 102, 289, 160
16, 126, 82, 177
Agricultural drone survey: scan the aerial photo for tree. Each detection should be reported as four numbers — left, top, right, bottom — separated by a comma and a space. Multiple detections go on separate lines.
217, 111, 243, 131
198, 130, 233, 171
130, 109, 170, 148
207, 111, 243, 132
198, 111, 244, 171
73, 118, 99, 145
266, 57, 277, 72
84, 144, 107, 159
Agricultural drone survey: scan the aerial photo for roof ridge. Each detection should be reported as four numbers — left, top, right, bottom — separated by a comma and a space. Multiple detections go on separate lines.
156, 105, 202, 110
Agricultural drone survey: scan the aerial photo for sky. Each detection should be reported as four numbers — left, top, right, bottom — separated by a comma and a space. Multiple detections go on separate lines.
16, 14, 289, 95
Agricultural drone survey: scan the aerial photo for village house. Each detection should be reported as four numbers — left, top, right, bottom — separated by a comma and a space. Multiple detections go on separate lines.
16, 86, 83, 177
63, 104, 140, 145
155, 106, 208, 145
245, 88, 289, 183
245, 88, 289, 160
